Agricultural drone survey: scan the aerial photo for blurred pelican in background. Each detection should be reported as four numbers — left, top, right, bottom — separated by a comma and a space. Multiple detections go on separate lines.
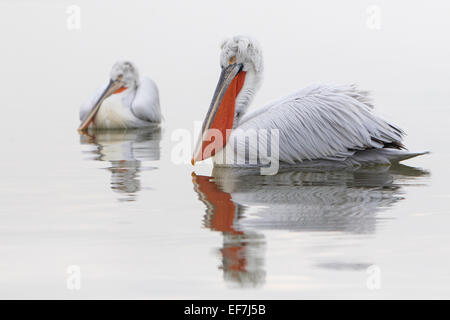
79, 61, 161, 131
80, 127, 161, 201
192, 36, 427, 168
192, 165, 428, 287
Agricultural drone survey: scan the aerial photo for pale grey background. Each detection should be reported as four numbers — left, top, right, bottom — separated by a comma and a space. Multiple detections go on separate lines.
0, 0, 449, 298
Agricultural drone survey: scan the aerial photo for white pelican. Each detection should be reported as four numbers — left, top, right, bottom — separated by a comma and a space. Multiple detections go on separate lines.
193, 165, 428, 234
79, 61, 161, 131
192, 36, 427, 170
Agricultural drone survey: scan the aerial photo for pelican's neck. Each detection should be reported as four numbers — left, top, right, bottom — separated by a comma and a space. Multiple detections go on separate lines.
233, 69, 263, 128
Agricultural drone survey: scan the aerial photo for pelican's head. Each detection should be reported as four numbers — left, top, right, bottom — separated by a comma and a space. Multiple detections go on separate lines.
78, 60, 139, 131
109, 60, 139, 90
192, 36, 264, 164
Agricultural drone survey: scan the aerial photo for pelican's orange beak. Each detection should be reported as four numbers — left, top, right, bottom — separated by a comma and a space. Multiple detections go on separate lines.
192, 62, 246, 164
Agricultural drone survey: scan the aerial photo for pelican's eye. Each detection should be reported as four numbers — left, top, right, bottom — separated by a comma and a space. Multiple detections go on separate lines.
229, 56, 236, 65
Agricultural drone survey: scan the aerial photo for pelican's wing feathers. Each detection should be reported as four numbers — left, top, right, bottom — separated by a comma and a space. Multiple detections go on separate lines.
236, 84, 406, 164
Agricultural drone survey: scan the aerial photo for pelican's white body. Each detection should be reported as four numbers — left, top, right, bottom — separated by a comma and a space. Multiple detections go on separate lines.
211, 36, 426, 167
80, 76, 161, 129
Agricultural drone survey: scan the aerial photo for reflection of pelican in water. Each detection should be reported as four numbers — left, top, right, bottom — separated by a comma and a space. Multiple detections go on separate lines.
80, 126, 161, 201
192, 35, 427, 167
79, 61, 161, 131
192, 165, 428, 287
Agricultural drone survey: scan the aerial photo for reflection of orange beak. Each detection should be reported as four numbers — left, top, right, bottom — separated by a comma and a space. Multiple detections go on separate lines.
192, 64, 246, 164
191, 173, 242, 235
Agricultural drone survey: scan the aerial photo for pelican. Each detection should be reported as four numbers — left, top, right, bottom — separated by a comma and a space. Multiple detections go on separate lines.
79, 61, 161, 131
192, 36, 427, 170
